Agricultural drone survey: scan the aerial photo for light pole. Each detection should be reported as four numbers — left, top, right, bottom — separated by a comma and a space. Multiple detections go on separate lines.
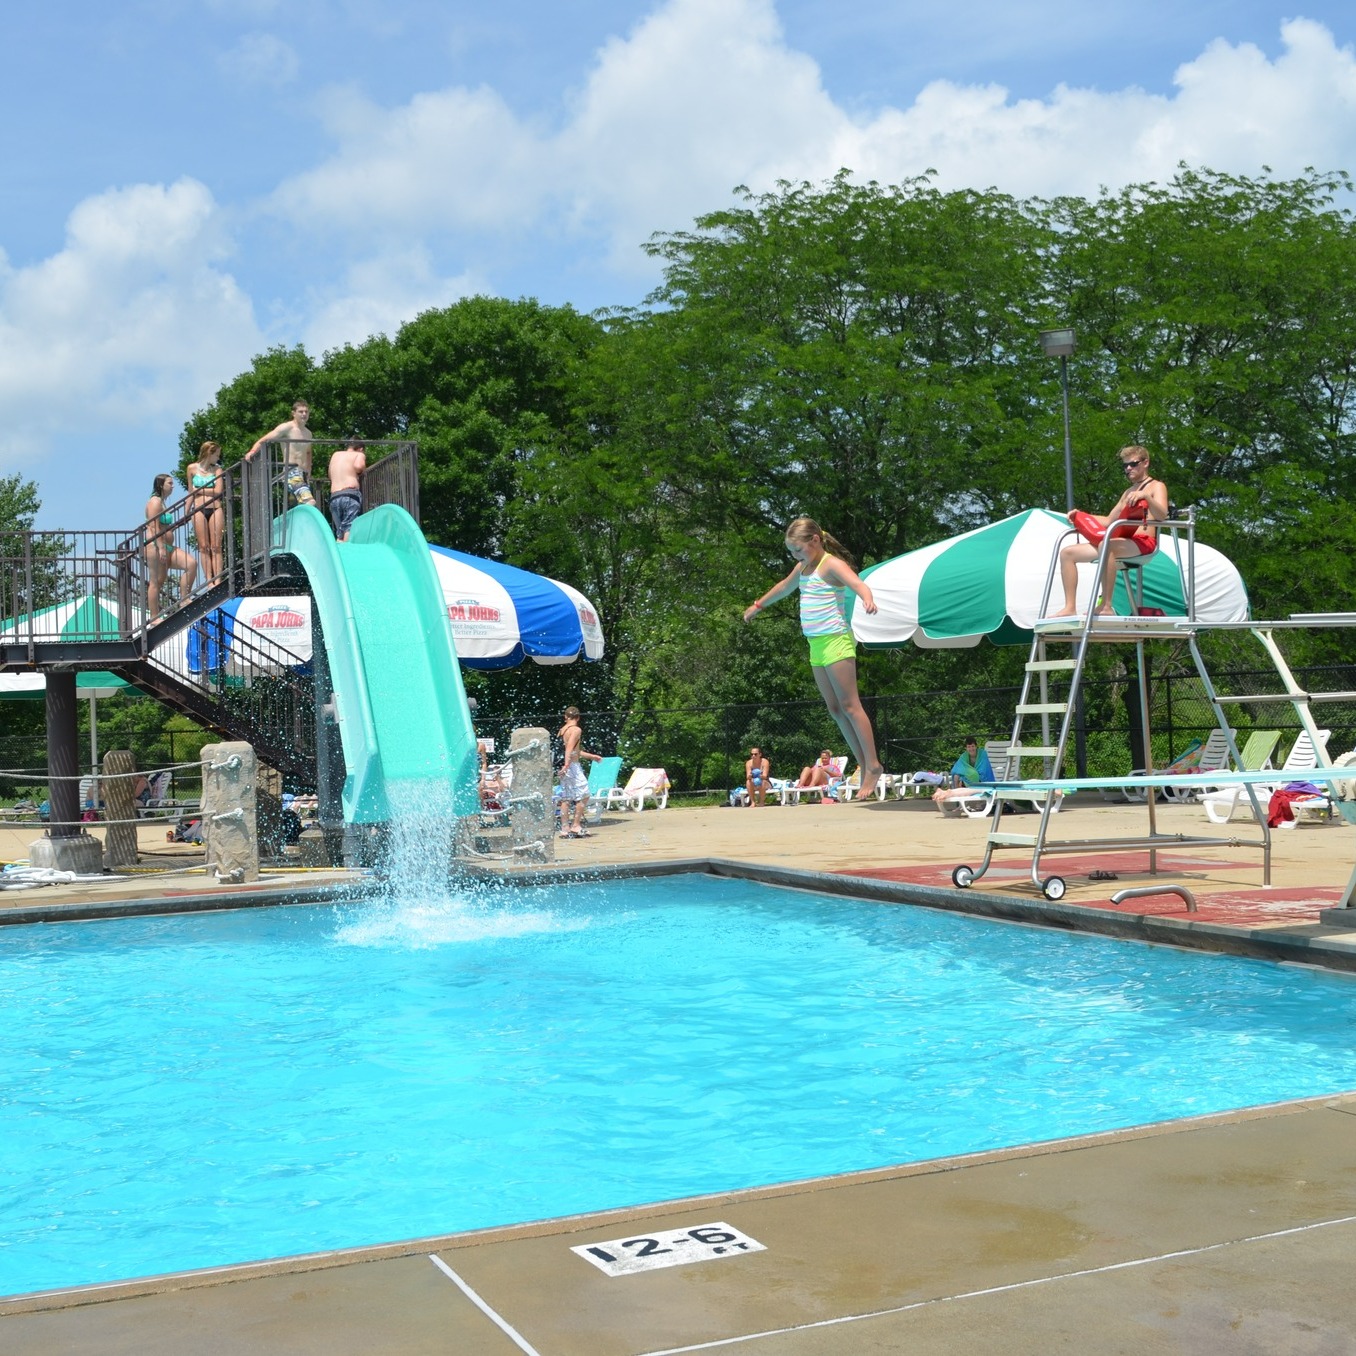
1038, 327, 1085, 775
1039, 328, 1076, 510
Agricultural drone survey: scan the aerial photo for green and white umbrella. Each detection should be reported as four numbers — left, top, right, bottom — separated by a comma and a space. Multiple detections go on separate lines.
0, 596, 136, 774
0, 595, 129, 648
854, 508, 1250, 649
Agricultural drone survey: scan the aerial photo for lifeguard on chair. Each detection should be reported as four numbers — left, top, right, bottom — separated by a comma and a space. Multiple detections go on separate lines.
1049, 445, 1168, 619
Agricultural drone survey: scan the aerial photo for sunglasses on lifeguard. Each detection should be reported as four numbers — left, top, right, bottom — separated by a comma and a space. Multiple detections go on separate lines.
1122, 458, 1144, 469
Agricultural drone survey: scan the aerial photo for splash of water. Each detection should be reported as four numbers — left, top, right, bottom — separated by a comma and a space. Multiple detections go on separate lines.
333, 778, 581, 949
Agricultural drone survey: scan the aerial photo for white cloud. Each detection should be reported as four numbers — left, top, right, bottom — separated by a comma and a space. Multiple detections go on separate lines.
302, 248, 483, 355
10, 0, 1356, 523
845, 17, 1356, 197
218, 31, 300, 86
272, 1, 1356, 276
0, 179, 262, 473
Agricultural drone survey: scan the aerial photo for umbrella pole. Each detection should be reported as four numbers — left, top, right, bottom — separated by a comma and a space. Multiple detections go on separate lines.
89, 694, 99, 782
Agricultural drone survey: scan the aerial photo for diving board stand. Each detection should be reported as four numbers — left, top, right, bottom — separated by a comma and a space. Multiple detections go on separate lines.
955, 523, 1356, 903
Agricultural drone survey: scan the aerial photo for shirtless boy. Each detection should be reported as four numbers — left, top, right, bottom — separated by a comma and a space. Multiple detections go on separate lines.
327, 437, 367, 541
558, 706, 602, 839
245, 399, 316, 505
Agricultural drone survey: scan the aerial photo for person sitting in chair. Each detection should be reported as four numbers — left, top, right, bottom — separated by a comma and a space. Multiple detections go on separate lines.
745, 747, 772, 806
1049, 444, 1169, 618
797, 749, 836, 791
932, 737, 995, 804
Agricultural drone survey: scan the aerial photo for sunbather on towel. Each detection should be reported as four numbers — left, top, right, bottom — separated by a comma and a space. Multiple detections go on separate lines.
797, 750, 835, 791
933, 737, 995, 804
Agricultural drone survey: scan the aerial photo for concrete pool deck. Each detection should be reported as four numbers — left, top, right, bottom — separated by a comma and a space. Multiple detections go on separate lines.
6, 798, 1356, 1351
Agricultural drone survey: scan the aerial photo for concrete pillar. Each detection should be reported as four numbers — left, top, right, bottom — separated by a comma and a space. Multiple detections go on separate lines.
29, 672, 102, 873
45, 672, 81, 838
102, 749, 139, 869
509, 726, 553, 864
201, 741, 260, 884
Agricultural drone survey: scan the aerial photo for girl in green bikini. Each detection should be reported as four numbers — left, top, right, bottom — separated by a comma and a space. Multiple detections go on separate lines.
744, 516, 884, 800
144, 474, 197, 619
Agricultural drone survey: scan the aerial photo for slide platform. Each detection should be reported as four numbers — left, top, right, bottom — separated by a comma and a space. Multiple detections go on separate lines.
276, 503, 479, 824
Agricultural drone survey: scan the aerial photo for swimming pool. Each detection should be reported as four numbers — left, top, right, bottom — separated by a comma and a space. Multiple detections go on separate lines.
4, 873, 1356, 1297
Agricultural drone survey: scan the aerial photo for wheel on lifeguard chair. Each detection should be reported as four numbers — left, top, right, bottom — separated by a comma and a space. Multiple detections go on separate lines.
951, 865, 975, 889
1041, 875, 1067, 901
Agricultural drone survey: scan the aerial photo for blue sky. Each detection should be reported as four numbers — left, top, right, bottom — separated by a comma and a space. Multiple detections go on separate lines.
4, 0, 1355, 528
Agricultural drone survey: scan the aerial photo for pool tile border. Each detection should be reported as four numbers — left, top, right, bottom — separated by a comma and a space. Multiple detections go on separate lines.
6, 856, 1356, 975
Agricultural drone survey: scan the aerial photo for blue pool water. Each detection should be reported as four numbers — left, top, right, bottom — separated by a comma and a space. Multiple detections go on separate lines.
4, 874, 1356, 1297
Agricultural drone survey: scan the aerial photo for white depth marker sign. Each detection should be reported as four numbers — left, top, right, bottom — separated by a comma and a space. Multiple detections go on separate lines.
571, 1222, 765, 1276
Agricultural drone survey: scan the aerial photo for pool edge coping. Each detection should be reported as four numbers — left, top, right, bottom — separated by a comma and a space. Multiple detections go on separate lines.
5, 856, 1356, 974
6, 1089, 1356, 1315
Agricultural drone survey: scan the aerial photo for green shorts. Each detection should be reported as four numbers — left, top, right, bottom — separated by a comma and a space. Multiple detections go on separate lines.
807, 632, 856, 667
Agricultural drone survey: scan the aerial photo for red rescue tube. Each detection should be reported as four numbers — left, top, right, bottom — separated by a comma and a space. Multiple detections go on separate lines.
1110, 498, 1149, 539
1069, 509, 1105, 545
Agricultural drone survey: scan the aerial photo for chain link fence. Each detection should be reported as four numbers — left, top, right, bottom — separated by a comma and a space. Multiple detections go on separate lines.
0, 730, 210, 805
475, 661, 1356, 800
6, 659, 1352, 808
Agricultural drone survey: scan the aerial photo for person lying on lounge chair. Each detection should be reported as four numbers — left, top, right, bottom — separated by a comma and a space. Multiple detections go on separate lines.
932, 737, 995, 804
797, 750, 836, 790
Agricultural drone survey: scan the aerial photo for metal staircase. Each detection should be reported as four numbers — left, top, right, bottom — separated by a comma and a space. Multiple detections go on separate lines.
0, 441, 421, 795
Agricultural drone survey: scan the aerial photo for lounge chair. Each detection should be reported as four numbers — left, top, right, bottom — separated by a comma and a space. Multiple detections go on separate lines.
1201, 729, 1330, 825
1286, 749, 1356, 825
936, 741, 1010, 818
839, 768, 903, 801
1120, 728, 1233, 803
136, 769, 174, 817
583, 756, 624, 825
937, 740, 1067, 819
787, 756, 847, 804
608, 767, 670, 812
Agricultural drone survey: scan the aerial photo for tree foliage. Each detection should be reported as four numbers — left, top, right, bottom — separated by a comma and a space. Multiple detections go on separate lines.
183, 165, 1356, 717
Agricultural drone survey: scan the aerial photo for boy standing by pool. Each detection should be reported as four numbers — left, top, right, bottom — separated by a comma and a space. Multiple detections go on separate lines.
558, 707, 602, 839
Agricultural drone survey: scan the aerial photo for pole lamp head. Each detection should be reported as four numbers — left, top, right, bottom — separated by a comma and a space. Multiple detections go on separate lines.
1039, 327, 1076, 359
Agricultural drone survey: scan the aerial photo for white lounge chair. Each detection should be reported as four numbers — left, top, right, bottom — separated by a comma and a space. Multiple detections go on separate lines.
839, 769, 902, 801
787, 756, 847, 804
936, 741, 1011, 818
608, 767, 669, 812
1286, 751, 1356, 824
1201, 729, 1330, 825
1122, 728, 1234, 803
937, 740, 1068, 819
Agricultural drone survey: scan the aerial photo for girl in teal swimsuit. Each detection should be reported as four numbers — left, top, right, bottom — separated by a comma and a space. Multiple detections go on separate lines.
743, 516, 885, 800
144, 474, 197, 619
186, 441, 224, 587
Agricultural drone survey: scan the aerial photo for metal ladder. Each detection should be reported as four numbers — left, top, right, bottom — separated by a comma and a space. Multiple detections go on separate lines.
953, 514, 1266, 901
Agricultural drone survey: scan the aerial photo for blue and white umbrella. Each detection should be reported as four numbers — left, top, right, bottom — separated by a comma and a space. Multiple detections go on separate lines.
429, 545, 605, 669
179, 549, 604, 674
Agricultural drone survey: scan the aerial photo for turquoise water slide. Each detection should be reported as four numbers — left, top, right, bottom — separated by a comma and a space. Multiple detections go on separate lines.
276, 503, 480, 824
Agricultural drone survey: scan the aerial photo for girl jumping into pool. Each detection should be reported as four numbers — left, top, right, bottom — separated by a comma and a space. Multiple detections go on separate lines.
744, 517, 884, 800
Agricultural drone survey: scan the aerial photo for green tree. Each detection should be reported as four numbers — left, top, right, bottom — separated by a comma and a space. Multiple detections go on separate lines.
180, 345, 318, 466
1045, 165, 1356, 659
636, 173, 1056, 564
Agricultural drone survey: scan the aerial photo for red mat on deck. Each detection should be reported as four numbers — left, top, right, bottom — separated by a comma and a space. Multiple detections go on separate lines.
841, 854, 1343, 926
